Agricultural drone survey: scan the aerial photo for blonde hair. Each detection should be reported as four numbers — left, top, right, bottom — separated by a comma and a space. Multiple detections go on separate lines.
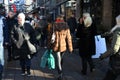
83, 13, 92, 27
17, 13, 25, 25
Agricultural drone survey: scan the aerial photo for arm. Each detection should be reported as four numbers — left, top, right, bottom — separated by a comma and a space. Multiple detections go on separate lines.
66, 29, 73, 52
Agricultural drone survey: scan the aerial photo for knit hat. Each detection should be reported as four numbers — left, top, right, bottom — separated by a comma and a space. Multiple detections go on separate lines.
55, 17, 64, 23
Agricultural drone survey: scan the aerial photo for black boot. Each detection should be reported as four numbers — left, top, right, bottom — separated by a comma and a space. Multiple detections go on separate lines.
21, 67, 25, 76
26, 66, 31, 76
57, 73, 63, 80
57, 70, 63, 80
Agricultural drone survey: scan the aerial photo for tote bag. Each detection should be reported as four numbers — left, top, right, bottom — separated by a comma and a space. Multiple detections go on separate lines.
92, 35, 107, 58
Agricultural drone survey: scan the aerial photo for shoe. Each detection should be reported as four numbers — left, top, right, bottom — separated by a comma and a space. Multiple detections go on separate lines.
90, 68, 96, 72
81, 70, 86, 75
27, 73, 31, 76
57, 73, 63, 80
21, 73, 26, 76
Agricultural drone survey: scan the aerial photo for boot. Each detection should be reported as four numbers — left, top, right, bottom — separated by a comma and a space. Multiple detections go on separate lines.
26, 66, 31, 76
21, 67, 25, 76
57, 72, 63, 80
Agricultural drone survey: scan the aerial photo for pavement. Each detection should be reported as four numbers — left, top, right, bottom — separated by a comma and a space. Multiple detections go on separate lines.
2, 48, 120, 80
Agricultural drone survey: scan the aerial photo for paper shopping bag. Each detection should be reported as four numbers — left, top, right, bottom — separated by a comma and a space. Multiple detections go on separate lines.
92, 35, 107, 58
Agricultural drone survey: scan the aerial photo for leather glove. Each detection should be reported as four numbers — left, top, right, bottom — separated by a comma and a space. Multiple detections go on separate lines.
99, 54, 104, 60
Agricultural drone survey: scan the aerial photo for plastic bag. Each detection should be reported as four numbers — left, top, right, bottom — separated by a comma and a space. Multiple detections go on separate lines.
47, 50, 55, 69
40, 50, 49, 68
40, 49, 55, 69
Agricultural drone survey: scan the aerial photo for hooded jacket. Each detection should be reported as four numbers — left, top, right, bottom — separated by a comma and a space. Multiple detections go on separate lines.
51, 19, 73, 52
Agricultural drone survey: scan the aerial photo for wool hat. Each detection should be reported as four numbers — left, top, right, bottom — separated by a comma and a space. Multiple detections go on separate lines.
55, 18, 64, 23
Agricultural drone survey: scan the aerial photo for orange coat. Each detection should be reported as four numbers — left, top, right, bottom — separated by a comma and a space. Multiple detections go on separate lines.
52, 22, 73, 52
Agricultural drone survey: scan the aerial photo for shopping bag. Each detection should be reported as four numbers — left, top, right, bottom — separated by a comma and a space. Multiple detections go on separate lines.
92, 35, 107, 58
72, 38, 79, 49
47, 50, 55, 69
26, 40, 37, 54
40, 50, 49, 68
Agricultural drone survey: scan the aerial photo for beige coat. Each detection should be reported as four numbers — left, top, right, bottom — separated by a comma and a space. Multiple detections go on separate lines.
52, 22, 73, 52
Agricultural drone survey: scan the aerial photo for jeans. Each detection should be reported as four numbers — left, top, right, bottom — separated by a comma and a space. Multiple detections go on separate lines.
20, 59, 31, 73
81, 55, 95, 73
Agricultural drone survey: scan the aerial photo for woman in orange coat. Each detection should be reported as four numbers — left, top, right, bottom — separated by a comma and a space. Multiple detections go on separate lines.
51, 15, 73, 79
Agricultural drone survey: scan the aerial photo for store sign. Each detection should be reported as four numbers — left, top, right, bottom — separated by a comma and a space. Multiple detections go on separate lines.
0, 0, 3, 4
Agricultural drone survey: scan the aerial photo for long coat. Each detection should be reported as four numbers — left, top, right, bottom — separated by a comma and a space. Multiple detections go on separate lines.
11, 23, 36, 59
50, 22, 73, 53
76, 23, 97, 56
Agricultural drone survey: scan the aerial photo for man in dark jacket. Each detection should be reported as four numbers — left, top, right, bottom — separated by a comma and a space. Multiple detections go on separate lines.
5, 11, 17, 61
67, 14, 77, 36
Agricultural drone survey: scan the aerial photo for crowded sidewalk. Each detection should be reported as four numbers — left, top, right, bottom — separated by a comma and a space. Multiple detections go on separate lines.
2, 47, 120, 80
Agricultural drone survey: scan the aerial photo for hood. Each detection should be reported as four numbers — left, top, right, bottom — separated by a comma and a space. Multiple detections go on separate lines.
54, 22, 69, 31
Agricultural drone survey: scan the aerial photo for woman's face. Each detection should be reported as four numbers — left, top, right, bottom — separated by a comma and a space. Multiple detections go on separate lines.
79, 18, 83, 24
17, 16, 23, 24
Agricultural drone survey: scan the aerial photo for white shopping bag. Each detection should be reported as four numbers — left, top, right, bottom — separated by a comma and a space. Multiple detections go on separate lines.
92, 35, 107, 58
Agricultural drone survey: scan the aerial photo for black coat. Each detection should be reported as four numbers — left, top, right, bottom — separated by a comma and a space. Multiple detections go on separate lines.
76, 23, 97, 56
11, 23, 36, 60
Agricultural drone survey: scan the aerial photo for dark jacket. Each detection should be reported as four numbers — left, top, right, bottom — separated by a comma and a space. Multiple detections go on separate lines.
5, 16, 17, 44
76, 23, 97, 56
11, 23, 36, 60
67, 17, 77, 34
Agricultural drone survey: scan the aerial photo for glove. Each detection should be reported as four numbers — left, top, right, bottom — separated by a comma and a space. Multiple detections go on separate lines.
99, 54, 104, 60
68, 50, 73, 54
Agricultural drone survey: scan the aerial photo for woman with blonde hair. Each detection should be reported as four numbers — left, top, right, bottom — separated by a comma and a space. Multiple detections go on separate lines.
76, 13, 97, 75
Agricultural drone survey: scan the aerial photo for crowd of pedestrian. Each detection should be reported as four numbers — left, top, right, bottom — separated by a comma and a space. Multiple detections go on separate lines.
1, 4, 120, 80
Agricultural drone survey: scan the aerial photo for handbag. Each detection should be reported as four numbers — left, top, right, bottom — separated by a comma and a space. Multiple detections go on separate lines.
22, 31, 37, 54
92, 35, 107, 58
72, 38, 79, 49
26, 40, 37, 54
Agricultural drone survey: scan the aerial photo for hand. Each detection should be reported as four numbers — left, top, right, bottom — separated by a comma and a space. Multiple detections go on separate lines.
69, 51, 73, 54
99, 54, 104, 60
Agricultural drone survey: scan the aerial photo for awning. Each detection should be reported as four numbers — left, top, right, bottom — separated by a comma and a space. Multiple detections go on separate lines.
56, 0, 70, 6
50, 0, 70, 11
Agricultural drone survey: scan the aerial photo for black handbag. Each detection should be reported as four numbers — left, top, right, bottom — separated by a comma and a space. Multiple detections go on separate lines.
72, 38, 79, 49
